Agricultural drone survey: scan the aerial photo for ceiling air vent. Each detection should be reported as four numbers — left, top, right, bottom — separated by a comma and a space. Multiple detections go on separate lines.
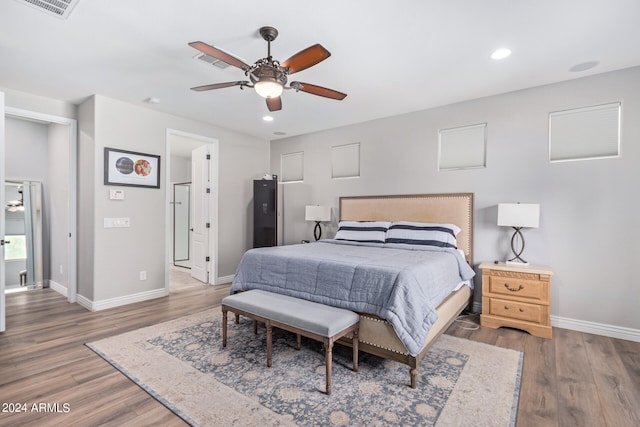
16, 0, 80, 19
194, 53, 231, 70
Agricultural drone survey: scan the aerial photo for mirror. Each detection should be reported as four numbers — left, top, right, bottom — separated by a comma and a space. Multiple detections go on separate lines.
4, 181, 43, 292
173, 183, 191, 268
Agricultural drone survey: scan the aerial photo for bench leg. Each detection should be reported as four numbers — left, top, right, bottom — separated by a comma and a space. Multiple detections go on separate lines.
352, 327, 359, 372
253, 320, 258, 335
222, 308, 228, 348
296, 334, 301, 351
324, 338, 333, 395
409, 367, 418, 389
266, 320, 273, 368
235, 313, 240, 324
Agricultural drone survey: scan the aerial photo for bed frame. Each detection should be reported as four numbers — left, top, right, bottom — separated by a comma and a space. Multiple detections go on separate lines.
337, 192, 474, 388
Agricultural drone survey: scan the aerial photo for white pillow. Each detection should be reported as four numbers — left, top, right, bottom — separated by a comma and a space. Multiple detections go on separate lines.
385, 221, 460, 249
334, 221, 391, 243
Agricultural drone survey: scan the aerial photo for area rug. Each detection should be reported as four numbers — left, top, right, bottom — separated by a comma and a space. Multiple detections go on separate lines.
87, 308, 522, 427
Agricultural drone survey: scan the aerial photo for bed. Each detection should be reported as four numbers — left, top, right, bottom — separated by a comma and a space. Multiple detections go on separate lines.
231, 193, 475, 388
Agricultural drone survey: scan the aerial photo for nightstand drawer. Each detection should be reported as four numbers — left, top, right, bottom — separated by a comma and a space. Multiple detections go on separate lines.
489, 276, 547, 302
488, 298, 545, 324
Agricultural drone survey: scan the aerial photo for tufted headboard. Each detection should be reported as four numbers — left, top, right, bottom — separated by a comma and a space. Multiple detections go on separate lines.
339, 193, 474, 264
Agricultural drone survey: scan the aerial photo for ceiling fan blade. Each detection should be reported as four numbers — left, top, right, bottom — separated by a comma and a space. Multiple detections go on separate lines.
281, 44, 331, 74
290, 82, 347, 100
266, 97, 282, 111
188, 41, 250, 71
190, 81, 249, 91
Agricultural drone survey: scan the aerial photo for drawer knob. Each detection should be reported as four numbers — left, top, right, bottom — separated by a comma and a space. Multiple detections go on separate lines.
504, 283, 524, 292
519, 308, 525, 312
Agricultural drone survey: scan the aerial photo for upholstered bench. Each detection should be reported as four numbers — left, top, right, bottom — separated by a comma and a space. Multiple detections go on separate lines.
221, 289, 360, 394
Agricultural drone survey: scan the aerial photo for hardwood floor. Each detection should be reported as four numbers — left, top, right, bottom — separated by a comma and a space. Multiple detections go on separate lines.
1, 285, 638, 427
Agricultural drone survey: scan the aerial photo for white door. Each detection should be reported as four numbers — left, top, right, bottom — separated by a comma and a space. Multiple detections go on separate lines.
1, 92, 6, 332
190, 144, 210, 283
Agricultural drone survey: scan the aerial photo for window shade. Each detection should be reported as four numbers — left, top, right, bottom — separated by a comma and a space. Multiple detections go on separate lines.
438, 123, 487, 171
331, 143, 360, 179
280, 151, 304, 182
549, 102, 621, 162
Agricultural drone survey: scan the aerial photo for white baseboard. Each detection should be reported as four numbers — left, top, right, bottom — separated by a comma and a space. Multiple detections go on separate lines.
472, 302, 639, 342
75, 288, 169, 312
216, 274, 234, 285
551, 315, 640, 343
49, 280, 68, 297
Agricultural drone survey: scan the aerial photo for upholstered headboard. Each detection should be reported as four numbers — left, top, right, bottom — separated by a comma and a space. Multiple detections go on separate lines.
339, 193, 474, 264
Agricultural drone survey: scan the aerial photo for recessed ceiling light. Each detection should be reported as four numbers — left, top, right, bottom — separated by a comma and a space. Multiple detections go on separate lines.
143, 97, 160, 104
490, 48, 512, 60
569, 61, 599, 72
263, 115, 274, 122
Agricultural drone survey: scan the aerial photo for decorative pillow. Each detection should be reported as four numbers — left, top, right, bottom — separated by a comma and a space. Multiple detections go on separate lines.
334, 221, 391, 243
385, 221, 460, 249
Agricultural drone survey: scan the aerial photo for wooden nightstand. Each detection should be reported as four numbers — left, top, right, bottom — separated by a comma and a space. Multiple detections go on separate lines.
479, 262, 554, 339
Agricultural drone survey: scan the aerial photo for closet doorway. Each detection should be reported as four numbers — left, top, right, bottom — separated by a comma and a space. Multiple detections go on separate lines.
1, 104, 77, 332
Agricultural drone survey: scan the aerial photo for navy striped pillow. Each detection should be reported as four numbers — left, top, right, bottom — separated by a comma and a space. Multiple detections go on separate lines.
334, 221, 391, 243
386, 221, 460, 248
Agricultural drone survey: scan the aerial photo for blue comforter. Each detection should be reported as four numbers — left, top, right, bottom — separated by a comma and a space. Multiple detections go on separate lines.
230, 240, 475, 356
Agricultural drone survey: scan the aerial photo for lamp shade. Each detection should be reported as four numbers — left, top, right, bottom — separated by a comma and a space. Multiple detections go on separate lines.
497, 203, 540, 228
254, 80, 283, 98
305, 205, 331, 222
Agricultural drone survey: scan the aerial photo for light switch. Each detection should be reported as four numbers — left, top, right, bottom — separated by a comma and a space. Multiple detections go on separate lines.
110, 189, 125, 200
104, 217, 131, 228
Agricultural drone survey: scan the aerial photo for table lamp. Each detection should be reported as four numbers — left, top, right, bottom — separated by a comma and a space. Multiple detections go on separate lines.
497, 203, 540, 266
305, 205, 331, 241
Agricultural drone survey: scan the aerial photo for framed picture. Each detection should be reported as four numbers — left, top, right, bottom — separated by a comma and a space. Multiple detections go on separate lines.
104, 147, 161, 188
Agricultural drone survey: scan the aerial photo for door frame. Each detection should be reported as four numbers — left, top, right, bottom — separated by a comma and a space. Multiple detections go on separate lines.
3, 106, 78, 304
165, 129, 219, 291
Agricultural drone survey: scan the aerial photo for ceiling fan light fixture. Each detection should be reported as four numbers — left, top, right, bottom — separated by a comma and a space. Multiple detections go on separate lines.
254, 79, 284, 98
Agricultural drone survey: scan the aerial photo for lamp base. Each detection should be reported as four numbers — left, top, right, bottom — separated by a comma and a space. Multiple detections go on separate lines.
313, 221, 322, 241
506, 259, 530, 267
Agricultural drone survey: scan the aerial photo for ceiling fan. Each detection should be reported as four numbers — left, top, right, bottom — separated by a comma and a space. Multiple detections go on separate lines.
188, 26, 347, 112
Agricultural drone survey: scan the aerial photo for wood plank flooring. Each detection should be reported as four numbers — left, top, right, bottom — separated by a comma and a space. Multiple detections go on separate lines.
1, 282, 638, 426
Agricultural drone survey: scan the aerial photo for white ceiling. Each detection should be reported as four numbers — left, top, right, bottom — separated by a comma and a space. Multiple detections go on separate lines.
2, 0, 640, 141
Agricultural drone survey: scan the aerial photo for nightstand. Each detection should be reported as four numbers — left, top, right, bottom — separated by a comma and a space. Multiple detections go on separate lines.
479, 262, 554, 339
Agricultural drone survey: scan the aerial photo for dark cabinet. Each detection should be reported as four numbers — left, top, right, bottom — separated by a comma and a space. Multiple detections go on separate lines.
253, 179, 277, 248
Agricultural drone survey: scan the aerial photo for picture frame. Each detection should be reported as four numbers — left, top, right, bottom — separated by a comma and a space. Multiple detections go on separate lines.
104, 147, 161, 188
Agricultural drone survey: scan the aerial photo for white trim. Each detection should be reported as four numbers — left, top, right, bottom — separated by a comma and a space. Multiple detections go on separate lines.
76, 288, 169, 312
217, 274, 235, 285
551, 315, 640, 343
49, 280, 68, 297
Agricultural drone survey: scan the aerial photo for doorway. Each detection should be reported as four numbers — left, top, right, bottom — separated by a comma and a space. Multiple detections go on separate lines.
165, 129, 219, 293
1, 104, 77, 332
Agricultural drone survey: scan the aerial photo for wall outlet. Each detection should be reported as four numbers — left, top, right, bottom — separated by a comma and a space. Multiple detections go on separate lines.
139, 270, 147, 281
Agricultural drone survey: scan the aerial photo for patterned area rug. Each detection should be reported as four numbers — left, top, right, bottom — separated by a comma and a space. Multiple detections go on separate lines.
87, 308, 522, 427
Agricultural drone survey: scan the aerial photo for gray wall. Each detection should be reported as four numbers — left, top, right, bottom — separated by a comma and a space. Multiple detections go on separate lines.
78, 94, 269, 302
271, 66, 640, 333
